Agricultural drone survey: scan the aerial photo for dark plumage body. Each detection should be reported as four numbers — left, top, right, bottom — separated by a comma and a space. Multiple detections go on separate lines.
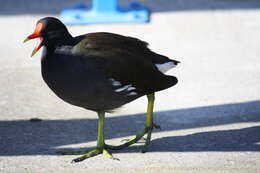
41, 32, 178, 112
25, 17, 179, 161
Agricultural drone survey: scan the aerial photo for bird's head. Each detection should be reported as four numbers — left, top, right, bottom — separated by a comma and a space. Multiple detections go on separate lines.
24, 17, 71, 57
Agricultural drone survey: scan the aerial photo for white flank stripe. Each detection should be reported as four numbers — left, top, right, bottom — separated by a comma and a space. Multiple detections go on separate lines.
155, 62, 176, 73
127, 87, 136, 91
109, 78, 122, 87
115, 84, 132, 92
128, 92, 138, 96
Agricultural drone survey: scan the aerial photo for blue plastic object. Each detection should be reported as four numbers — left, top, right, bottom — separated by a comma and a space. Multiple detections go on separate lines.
60, 0, 150, 25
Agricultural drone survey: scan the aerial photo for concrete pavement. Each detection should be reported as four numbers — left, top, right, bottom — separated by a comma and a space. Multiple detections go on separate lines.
0, 2, 260, 173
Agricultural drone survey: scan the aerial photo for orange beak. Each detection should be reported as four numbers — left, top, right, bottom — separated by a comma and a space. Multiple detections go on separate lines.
24, 22, 44, 57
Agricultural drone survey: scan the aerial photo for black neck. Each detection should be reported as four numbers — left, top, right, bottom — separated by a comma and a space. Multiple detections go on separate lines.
44, 30, 74, 50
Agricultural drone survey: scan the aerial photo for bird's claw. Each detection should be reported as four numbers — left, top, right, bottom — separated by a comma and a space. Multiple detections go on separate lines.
70, 149, 101, 163
103, 149, 120, 161
60, 148, 118, 163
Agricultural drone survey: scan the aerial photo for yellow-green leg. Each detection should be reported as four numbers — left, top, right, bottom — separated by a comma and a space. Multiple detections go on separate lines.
105, 93, 158, 152
142, 93, 155, 152
61, 111, 115, 163
61, 93, 158, 161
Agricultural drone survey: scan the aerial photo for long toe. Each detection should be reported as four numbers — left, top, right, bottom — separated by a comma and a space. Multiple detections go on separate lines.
121, 136, 146, 143
71, 149, 102, 163
66, 148, 118, 163
105, 127, 149, 150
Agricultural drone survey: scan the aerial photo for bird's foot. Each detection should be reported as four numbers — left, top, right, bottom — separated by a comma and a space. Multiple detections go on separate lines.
105, 127, 148, 150
141, 128, 153, 153
120, 122, 161, 143
60, 148, 118, 163
106, 122, 160, 151
140, 122, 161, 153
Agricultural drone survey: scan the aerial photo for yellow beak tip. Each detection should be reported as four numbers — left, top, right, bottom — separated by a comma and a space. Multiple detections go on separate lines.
31, 49, 38, 57
23, 38, 30, 43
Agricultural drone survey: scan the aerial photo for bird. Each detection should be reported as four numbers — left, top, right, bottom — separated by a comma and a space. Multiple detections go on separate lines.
24, 17, 179, 162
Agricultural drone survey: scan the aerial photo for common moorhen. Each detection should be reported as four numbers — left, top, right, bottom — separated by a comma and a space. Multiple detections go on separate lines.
24, 17, 179, 162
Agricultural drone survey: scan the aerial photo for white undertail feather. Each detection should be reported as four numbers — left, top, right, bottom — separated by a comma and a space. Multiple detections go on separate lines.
155, 62, 177, 73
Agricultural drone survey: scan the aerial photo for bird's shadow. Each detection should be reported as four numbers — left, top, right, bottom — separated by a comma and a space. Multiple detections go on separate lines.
0, 100, 260, 156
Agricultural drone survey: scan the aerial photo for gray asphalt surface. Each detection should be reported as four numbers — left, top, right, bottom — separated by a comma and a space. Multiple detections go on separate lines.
0, 1, 260, 173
